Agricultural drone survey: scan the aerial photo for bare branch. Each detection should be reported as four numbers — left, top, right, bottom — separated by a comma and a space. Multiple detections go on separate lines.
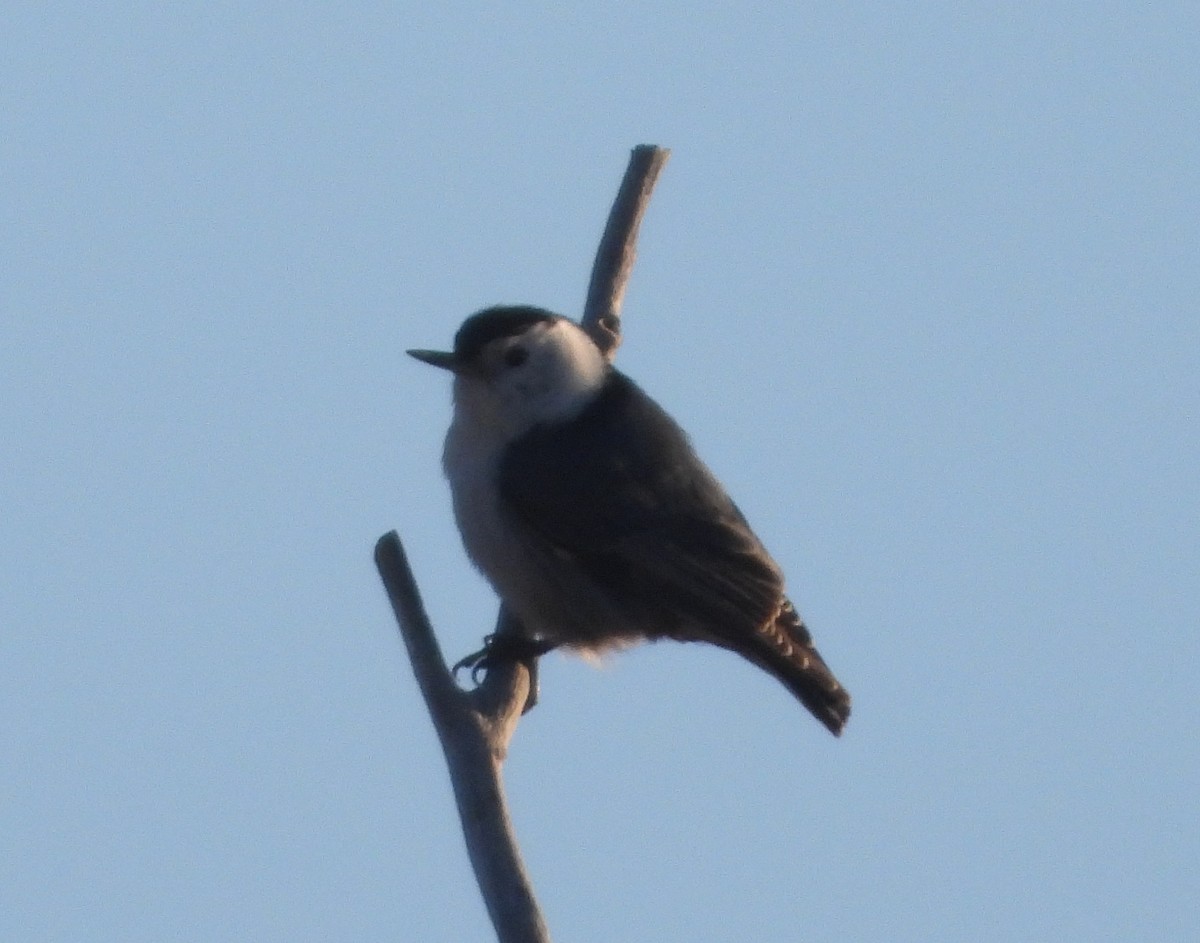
378, 145, 670, 942
374, 533, 549, 943
581, 144, 671, 359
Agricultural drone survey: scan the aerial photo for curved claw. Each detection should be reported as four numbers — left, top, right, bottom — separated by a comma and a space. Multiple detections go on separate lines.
452, 639, 496, 686
451, 633, 556, 712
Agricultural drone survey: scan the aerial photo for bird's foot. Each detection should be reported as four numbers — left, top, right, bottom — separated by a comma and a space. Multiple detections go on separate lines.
453, 633, 555, 713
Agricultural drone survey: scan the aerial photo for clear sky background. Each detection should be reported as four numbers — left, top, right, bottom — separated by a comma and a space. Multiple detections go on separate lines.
3, 4, 1197, 941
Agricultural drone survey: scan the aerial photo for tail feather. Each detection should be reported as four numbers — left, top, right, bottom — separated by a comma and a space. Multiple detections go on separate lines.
742, 598, 851, 736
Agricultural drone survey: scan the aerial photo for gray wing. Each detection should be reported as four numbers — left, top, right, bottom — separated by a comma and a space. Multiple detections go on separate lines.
498, 373, 784, 638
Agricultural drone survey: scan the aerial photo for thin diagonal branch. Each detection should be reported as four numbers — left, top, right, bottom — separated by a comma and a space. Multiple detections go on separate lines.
582, 144, 671, 358
375, 532, 548, 943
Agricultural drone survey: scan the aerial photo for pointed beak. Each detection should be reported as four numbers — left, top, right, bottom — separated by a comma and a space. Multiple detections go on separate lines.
406, 348, 460, 372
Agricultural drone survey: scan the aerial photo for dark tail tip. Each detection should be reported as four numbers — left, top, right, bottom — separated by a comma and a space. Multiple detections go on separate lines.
752, 600, 851, 736
805, 683, 851, 737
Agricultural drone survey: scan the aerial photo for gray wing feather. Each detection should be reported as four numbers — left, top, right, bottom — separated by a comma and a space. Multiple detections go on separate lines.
498, 373, 783, 637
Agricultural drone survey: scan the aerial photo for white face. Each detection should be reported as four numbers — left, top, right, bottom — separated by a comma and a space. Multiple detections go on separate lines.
453, 318, 608, 440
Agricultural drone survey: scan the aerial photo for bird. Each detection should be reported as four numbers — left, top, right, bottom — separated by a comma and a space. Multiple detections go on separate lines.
408, 305, 851, 735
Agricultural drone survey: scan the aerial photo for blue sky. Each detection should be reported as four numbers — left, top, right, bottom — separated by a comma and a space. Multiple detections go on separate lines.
3, 4, 1197, 940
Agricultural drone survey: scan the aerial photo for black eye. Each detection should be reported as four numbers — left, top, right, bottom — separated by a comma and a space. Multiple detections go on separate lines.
504, 346, 528, 368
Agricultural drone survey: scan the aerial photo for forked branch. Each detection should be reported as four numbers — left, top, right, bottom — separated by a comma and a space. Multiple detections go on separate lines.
376, 144, 670, 943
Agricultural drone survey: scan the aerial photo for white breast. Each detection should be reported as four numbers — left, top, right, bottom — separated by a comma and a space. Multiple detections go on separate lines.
442, 399, 517, 589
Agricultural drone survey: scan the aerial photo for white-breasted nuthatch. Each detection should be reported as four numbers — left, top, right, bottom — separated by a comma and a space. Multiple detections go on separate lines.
409, 305, 851, 735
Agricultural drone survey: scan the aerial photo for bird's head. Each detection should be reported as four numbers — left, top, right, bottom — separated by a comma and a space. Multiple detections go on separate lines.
408, 305, 609, 438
